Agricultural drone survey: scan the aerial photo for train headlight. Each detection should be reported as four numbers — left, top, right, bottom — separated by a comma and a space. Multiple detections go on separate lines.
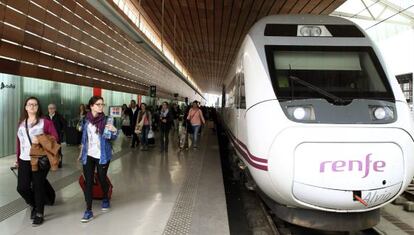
370, 106, 394, 121
293, 107, 306, 120
299, 26, 322, 37
297, 25, 331, 37
287, 105, 316, 121
311, 26, 322, 36
299, 26, 312, 37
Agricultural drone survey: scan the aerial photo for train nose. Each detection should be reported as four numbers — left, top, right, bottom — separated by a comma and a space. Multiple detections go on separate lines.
293, 142, 403, 210
267, 127, 412, 211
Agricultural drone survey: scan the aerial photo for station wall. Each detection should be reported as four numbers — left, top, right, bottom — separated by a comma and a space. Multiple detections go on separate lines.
0, 73, 151, 158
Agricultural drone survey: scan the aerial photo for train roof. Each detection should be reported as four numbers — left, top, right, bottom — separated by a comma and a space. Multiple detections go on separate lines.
248, 14, 367, 39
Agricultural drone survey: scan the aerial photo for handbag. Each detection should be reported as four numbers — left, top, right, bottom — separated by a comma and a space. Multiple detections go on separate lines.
147, 129, 154, 139
25, 119, 51, 171
122, 116, 130, 126
135, 121, 144, 135
37, 156, 51, 170
135, 113, 145, 134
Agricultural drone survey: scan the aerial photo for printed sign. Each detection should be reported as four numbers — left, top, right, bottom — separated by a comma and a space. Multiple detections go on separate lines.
319, 153, 386, 178
294, 143, 403, 191
109, 106, 122, 117
0, 82, 16, 90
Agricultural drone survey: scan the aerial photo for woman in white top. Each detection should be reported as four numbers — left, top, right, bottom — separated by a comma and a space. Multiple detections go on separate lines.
16, 97, 59, 226
79, 96, 118, 223
121, 104, 131, 137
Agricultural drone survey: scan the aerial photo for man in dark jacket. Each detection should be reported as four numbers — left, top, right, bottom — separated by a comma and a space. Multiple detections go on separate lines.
46, 103, 67, 168
129, 100, 139, 148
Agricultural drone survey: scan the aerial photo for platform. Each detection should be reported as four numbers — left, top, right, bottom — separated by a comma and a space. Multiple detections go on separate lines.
0, 126, 229, 235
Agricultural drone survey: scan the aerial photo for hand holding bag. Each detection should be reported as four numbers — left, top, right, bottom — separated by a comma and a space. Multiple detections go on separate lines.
25, 119, 50, 171
135, 113, 145, 134
37, 155, 50, 170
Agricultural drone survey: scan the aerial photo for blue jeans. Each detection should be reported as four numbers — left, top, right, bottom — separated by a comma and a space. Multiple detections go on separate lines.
192, 125, 201, 147
141, 125, 150, 145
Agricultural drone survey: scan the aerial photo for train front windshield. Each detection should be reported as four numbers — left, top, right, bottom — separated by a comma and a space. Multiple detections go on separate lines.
265, 46, 395, 103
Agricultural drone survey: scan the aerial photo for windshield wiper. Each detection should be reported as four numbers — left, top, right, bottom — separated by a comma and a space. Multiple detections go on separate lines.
288, 75, 346, 104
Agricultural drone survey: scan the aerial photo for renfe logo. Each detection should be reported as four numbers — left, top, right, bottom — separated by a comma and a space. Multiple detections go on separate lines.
319, 154, 386, 178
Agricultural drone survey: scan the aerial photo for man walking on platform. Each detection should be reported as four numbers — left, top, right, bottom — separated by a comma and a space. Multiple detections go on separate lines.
129, 100, 139, 148
46, 103, 67, 168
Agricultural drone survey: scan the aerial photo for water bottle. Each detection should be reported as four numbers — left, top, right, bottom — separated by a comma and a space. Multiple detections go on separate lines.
103, 116, 114, 139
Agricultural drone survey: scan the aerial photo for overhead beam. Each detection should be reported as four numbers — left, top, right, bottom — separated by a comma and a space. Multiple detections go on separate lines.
377, 0, 414, 21
332, 11, 413, 25
361, 0, 375, 20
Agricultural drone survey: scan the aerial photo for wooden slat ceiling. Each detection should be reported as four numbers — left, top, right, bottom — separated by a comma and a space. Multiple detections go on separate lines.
137, 0, 346, 93
0, 0, 200, 99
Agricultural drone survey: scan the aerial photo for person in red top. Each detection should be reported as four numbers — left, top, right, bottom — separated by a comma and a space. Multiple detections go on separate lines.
16, 97, 59, 226
187, 101, 205, 149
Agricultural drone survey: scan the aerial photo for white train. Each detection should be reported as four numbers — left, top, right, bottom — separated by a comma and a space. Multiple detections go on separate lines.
221, 15, 414, 231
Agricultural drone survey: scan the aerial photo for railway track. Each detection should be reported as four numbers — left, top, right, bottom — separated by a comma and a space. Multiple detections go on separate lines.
258, 178, 414, 235
238, 185, 383, 235
256, 197, 383, 235
403, 178, 414, 202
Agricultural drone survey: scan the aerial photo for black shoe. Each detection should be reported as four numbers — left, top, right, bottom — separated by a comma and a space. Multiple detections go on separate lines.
32, 216, 43, 226
58, 161, 62, 168
30, 207, 36, 220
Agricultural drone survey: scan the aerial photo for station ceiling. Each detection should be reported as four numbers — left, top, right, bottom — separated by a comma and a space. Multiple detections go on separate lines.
137, 0, 346, 93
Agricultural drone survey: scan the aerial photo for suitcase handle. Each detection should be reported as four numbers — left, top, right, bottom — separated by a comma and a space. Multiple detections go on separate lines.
10, 166, 18, 177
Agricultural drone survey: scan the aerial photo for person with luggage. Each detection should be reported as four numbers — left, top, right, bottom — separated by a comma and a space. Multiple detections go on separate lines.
178, 116, 187, 150
16, 97, 59, 226
121, 104, 132, 137
79, 96, 118, 223
129, 100, 139, 148
46, 103, 67, 168
181, 105, 192, 150
187, 101, 205, 149
78, 104, 87, 131
159, 102, 173, 152
151, 105, 160, 132
135, 103, 152, 151
171, 103, 181, 132
76, 104, 87, 143
80, 104, 87, 117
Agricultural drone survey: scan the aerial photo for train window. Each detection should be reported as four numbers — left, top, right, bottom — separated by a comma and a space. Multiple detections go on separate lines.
265, 46, 394, 103
235, 74, 240, 108
274, 52, 362, 72
264, 24, 364, 37
226, 76, 237, 108
238, 72, 246, 109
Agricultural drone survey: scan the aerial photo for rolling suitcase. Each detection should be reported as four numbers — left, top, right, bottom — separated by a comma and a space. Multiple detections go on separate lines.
10, 166, 56, 205
78, 173, 113, 200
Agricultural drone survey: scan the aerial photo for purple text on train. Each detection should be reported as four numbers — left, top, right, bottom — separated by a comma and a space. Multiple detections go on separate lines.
319, 154, 386, 178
